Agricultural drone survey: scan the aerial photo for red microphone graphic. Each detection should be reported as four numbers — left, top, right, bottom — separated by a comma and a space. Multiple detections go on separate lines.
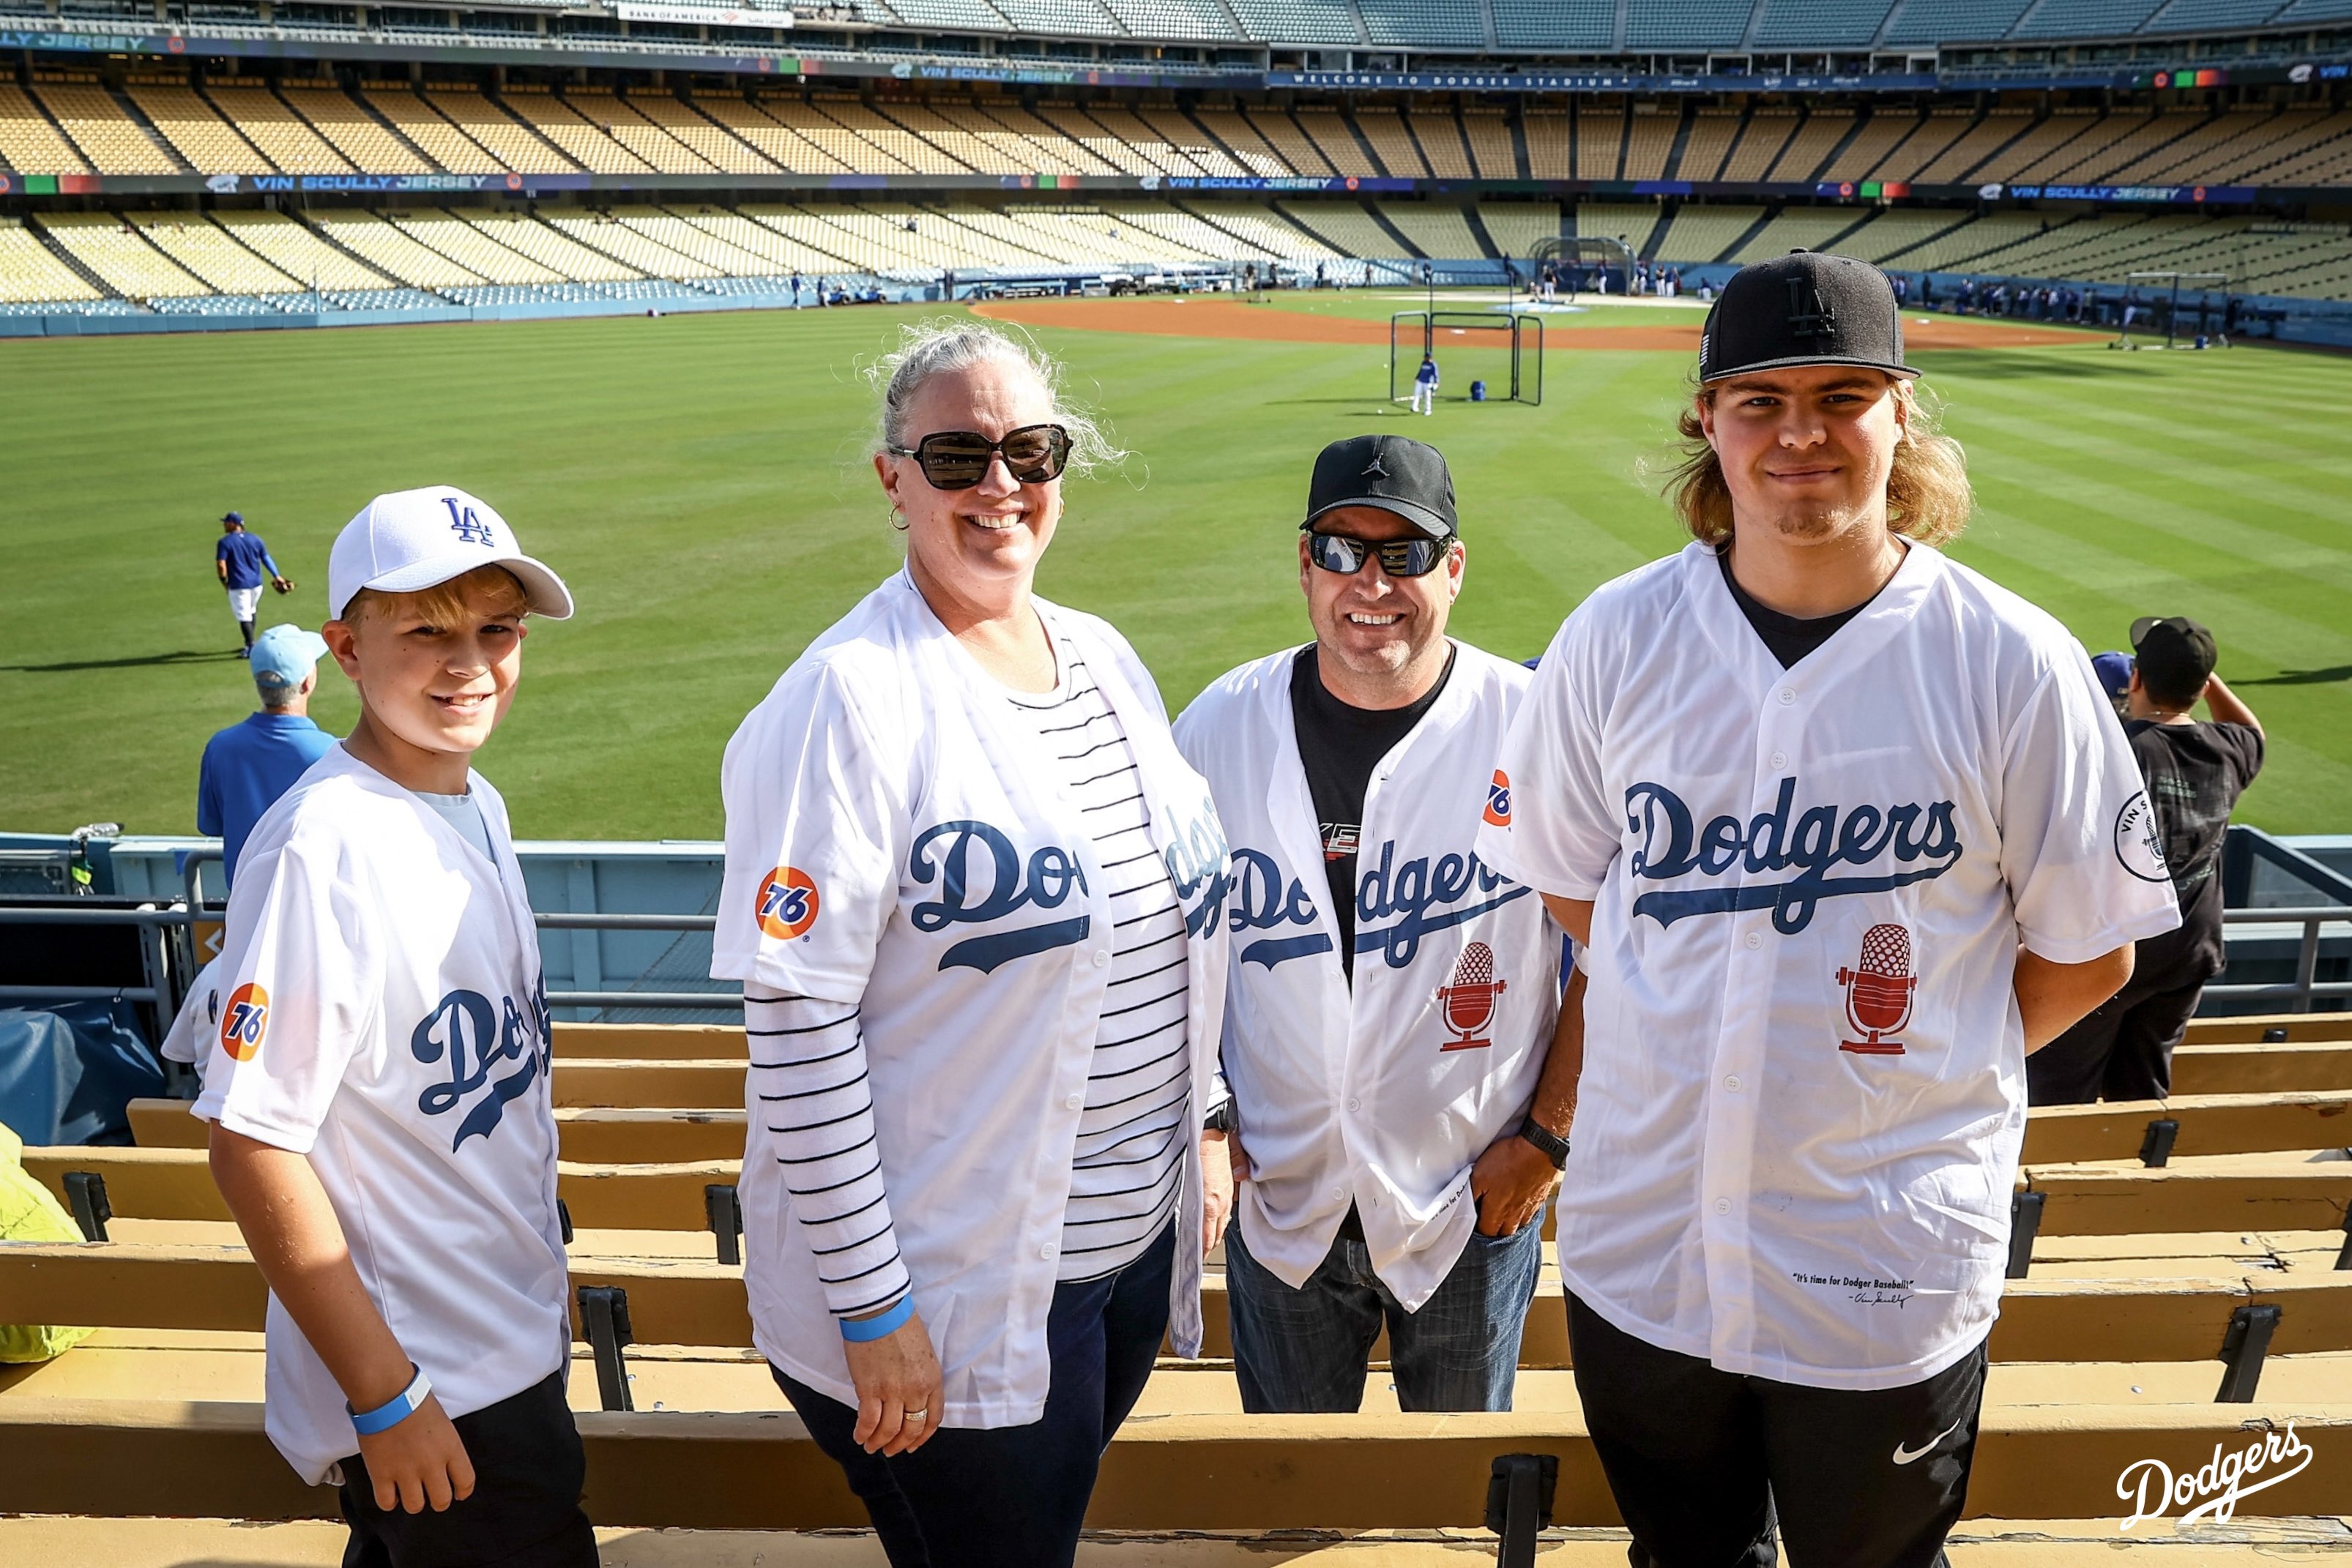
1437, 941, 1506, 1052
1836, 923, 1916, 1056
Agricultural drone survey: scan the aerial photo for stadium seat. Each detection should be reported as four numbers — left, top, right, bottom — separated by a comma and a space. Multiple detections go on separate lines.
29, 78, 179, 175
30, 214, 210, 299
201, 81, 351, 175
0, 219, 101, 305
278, 81, 429, 174
0, 85, 90, 176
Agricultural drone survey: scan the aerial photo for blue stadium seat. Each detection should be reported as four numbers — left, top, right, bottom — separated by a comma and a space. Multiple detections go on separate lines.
877, 0, 1008, 26
996, 0, 1125, 31
1626, 0, 1762, 48
1356, 0, 1488, 45
1492, 0, 1615, 46
2271, 0, 2352, 20
2141, 0, 2291, 26
2011, 0, 2166, 35
1103, 0, 1242, 37
1883, 0, 2034, 42
1226, 0, 1361, 43
1753, 0, 1897, 44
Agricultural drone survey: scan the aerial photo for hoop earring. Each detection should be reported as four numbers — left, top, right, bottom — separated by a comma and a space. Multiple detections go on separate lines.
889, 506, 909, 534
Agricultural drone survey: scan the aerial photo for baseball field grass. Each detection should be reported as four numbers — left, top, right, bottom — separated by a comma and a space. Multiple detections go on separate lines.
1, 294, 2345, 840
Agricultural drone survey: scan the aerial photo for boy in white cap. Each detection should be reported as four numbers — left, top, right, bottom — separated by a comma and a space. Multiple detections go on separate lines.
193, 487, 594, 1568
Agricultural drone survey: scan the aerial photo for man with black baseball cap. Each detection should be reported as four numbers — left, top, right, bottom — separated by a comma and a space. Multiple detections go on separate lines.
2030, 616, 2264, 1105
1172, 433, 1581, 1413
1480, 253, 2177, 1567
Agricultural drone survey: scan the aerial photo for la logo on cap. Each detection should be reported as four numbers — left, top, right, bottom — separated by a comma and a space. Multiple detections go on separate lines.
442, 496, 497, 548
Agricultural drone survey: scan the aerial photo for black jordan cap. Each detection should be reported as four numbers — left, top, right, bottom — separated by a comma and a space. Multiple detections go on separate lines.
1302, 434, 1459, 540
1699, 250, 1919, 385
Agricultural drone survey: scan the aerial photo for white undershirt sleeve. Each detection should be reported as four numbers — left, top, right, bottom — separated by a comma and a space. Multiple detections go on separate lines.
744, 984, 910, 1319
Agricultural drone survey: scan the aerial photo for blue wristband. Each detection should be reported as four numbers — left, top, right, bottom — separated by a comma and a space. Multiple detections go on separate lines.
349, 1364, 431, 1436
840, 1295, 915, 1343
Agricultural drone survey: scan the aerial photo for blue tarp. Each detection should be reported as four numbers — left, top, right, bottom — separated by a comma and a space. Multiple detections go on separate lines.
0, 1001, 166, 1146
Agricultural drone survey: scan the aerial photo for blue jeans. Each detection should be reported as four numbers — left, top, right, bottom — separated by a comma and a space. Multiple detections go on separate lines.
1224, 1205, 1544, 1412
771, 1220, 1175, 1568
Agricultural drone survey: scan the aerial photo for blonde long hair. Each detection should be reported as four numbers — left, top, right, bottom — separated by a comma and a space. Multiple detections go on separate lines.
1661, 378, 1974, 547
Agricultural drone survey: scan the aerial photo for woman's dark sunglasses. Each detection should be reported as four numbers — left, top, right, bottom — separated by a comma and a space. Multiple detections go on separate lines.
1304, 529, 1454, 578
888, 423, 1073, 490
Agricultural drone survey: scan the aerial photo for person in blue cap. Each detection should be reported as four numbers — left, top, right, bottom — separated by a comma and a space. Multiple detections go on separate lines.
2091, 651, 2133, 720
217, 511, 293, 655
198, 624, 336, 886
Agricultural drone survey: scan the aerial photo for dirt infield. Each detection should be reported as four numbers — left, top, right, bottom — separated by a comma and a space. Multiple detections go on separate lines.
972, 296, 2101, 351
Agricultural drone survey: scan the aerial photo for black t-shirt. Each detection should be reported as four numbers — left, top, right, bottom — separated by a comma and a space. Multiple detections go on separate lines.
2127, 718, 2264, 982
1288, 643, 1457, 983
1716, 546, 1872, 668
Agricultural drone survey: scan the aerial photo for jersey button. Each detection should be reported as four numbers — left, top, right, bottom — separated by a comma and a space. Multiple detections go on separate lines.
1093, 950, 1112, 968
1331, 1187, 1347, 1202
1744, 932, 1762, 950
1345, 1097, 1361, 1112
1724, 1075, 1743, 1093
1713, 1198, 1732, 1216
1770, 751, 1787, 770
1778, 689, 1796, 706
1038, 1243, 1057, 1261
1065, 1093, 1083, 1110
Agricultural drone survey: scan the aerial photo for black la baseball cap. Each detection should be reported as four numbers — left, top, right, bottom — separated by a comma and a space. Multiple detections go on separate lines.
2131, 615, 2218, 702
1699, 250, 1918, 385
1302, 434, 1458, 540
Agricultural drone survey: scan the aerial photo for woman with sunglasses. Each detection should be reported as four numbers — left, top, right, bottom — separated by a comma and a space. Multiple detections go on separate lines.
710, 321, 1235, 1568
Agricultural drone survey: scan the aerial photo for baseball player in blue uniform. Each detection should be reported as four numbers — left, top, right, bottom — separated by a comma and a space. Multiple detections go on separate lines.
216, 511, 292, 654
1410, 356, 1440, 417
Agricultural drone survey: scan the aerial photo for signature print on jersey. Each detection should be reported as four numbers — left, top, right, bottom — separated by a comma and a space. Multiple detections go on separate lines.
756, 866, 822, 941
221, 982, 269, 1062
1626, 777, 1962, 935
411, 980, 551, 1150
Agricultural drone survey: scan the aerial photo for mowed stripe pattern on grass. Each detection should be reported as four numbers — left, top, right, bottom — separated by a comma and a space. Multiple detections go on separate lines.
0, 305, 2342, 838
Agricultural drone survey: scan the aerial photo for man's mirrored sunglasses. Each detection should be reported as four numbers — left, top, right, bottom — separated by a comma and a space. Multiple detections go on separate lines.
888, 423, 1073, 490
1304, 529, 1455, 578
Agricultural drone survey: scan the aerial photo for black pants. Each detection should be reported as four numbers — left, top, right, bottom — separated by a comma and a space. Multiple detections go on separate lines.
1566, 1293, 1986, 1568
773, 1221, 1175, 1568
2025, 974, 2207, 1105
338, 1372, 598, 1568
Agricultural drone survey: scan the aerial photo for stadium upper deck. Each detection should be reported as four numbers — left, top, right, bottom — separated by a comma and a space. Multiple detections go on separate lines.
4, 75, 2350, 191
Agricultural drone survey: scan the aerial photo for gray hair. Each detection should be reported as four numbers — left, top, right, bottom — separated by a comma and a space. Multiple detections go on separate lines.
867, 319, 1125, 479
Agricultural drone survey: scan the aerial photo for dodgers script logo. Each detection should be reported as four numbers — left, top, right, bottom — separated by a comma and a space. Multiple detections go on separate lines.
441, 496, 496, 547
411, 978, 551, 1150
756, 866, 821, 940
911, 820, 1091, 974
1160, 809, 1232, 944
1626, 777, 1962, 935
1229, 840, 1530, 970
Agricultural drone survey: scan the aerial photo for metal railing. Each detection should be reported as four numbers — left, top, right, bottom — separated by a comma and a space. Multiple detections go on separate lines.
8, 888, 2346, 1019
2206, 906, 2352, 1014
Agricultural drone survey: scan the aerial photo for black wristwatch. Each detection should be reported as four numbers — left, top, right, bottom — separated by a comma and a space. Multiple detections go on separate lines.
1203, 1101, 1235, 1135
1517, 1116, 1570, 1171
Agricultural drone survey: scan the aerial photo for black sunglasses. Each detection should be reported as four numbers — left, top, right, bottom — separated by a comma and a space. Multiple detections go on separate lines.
1304, 529, 1455, 578
887, 423, 1073, 490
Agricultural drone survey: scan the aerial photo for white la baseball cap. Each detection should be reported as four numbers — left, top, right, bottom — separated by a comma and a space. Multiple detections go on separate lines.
327, 485, 574, 621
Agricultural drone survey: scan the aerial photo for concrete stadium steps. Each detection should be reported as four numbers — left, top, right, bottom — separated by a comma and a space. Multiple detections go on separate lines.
0, 1387, 2343, 1528
13, 1240, 2352, 1370
10, 1517, 2352, 1566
